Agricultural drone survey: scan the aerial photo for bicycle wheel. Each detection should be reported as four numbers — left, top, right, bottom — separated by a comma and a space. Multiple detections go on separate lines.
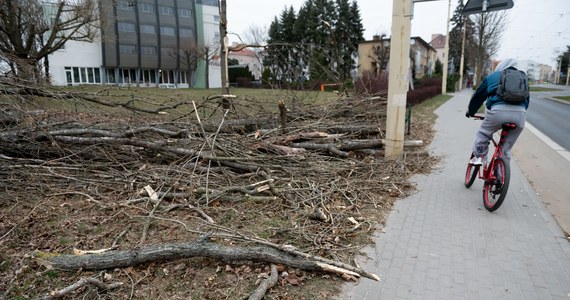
464, 155, 479, 188
483, 156, 510, 212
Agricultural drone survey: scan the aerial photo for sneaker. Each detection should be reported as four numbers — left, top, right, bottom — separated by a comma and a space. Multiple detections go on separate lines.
469, 156, 483, 166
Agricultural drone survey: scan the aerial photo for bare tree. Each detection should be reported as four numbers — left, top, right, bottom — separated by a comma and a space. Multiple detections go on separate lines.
168, 41, 206, 88
0, 0, 98, 83
219, 0, 229, 94
369, 34, 389, 77
203, 46, 219, 89
471, 10, 508, 85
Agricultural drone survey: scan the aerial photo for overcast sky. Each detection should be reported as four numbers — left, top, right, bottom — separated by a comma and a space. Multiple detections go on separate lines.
226, 0, 569, 69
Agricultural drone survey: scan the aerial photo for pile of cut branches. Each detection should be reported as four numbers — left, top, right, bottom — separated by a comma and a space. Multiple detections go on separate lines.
0, 83, 436, 299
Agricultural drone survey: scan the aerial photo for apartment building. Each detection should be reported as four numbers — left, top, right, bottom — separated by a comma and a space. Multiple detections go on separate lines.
517, 60, 553, 84
48, 0, 221, 88
357, 35, 436, 79
429, 34, 445, 64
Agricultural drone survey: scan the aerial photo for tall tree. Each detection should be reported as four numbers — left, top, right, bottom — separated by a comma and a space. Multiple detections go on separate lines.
470, 10, 508, 85
0, 0, 98, 83
264, 0, 365, 86
336, 0, 364, 82
448, 0, 477, 76
556, 45, 570, 84
170, 41, 208, 88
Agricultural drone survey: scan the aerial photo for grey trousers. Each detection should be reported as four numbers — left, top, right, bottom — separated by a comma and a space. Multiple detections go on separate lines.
472, 104, 527, 162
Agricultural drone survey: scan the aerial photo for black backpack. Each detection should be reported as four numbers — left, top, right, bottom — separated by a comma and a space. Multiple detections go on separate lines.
496, 68, 529, 103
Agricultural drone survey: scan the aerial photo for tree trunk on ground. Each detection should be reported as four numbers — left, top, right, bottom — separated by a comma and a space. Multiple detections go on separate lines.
35, 238, 379, 281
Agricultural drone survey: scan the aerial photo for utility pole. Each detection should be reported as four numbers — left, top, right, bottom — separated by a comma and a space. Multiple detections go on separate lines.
556, 58, 562, 85
385, 0, 412, 159
566, 64, 570, 85
459, 18, 467, 90
441, 0, 452, 94
566, 53, 570, 86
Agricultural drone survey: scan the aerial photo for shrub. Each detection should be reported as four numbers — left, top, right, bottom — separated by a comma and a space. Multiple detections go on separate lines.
446, 74, 460, 92
354, 71, 388, 95
407, 85, 441, 106
416, 76, 442, 88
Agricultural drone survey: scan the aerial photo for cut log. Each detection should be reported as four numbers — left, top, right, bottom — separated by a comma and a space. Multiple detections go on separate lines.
290, 139, 423, 152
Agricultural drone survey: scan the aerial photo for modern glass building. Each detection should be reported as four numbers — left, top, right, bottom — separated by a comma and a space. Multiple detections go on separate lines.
48, 0, 221, 88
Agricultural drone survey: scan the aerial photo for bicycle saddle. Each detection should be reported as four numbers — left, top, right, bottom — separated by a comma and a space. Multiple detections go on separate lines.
501, 123, 517, 130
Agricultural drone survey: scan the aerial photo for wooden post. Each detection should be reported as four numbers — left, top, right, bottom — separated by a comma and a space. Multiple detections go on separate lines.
385, 0, 412, 159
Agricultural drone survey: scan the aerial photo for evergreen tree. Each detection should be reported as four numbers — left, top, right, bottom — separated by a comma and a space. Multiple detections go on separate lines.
264, 17, 282, 84
336, 0, 364, 82
264, 0, 365, 87
228, 58, 254, 85
448, 0, 477, 75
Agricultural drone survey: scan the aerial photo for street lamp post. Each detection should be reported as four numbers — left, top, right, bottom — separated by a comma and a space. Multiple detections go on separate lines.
459, 20, 467, 90
441, 0, 452, 94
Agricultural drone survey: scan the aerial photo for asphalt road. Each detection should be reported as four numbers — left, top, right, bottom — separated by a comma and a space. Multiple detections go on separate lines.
513, 84, 570, 237
527, 86, 570, 150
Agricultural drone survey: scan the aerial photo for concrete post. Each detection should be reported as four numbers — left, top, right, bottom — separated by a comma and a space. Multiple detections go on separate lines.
385, 0, 412, 159
441, 0, 452, 94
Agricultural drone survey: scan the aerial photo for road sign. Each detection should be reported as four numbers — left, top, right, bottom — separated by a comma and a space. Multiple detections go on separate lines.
462, 0, 514, 15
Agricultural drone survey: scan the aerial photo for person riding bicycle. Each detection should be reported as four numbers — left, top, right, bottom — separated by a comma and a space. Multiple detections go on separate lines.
465, 58, 530, 165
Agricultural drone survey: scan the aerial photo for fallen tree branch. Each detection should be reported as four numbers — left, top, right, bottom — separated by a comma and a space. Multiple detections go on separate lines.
248, 264, 278, 300
34, 237, 376, 280
38, 277, 123, 300
209, 232, 381, 282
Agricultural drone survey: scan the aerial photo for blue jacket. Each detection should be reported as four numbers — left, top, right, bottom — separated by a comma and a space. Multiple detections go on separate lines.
467, 67, 530, 116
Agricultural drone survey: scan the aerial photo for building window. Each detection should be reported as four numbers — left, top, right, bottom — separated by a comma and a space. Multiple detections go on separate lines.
179, 8, 192, 18
140, 24, 156, 34
121, 69, 137, 83
197, 0, 218, 7
141, 46, 157, 55
161, 47, 174, 56
159, 5, 174, 15
179, 71, 187, 84
160, 26, 175, 36
213, 15, 220, 23
142, 69, 157, 83
65, 67, 101, 85
159, 70, 175, 84
179, 28, 193, 37
139, 3, 154, 13
119, 44, 136, 54
117, 1, 135, 11
214, 32, 220, 40
118, 22, 135, 32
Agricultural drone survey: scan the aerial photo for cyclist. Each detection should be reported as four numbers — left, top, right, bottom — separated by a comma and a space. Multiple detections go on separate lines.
465, 58, 530, 165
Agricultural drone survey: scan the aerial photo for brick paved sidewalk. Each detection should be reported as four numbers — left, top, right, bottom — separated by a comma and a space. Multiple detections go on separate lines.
340, 90, 570, 300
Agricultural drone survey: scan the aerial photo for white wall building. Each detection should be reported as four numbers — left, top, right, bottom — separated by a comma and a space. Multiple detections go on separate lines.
228, 43, 262, 81
49, 40, 103, 86
196, 1, 221, 88
518, 60, 551, 83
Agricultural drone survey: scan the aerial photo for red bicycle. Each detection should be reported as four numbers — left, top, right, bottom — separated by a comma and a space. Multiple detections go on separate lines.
464, 115, 516, 212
